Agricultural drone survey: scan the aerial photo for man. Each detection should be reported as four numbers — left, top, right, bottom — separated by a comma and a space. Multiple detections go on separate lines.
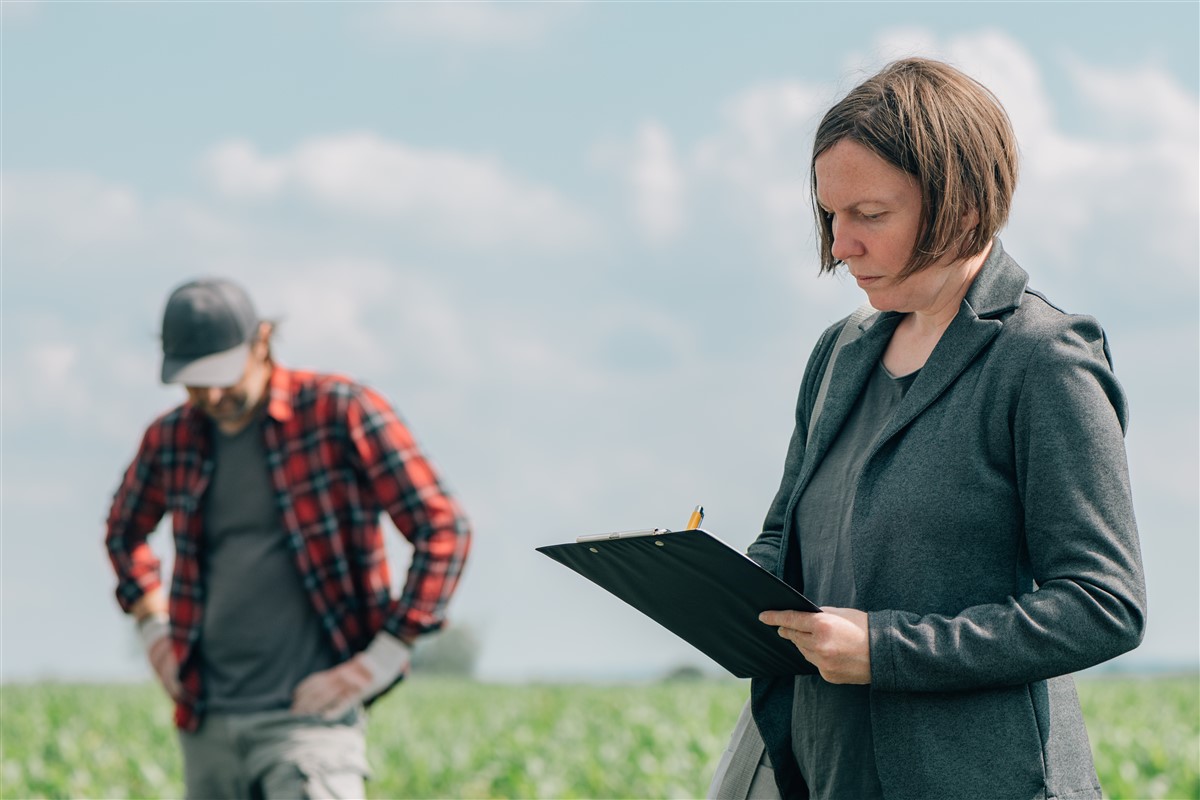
105, 278, 472, 799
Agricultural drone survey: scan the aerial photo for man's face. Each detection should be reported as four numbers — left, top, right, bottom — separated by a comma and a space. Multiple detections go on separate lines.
184, 343, 269, 431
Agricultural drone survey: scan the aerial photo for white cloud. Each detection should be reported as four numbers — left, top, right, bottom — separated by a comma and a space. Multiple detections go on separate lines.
357, 1, 579, 46
7, 342, 85, 418
1, 312, 168, 441
945, 32, 1058, 140
897, 31, 1195, 280
202, 133, 597, 250
862, 27, 938, 67
1067, 58, 1198, 137
2, 171, 261, 275
633, 123, 685, 243
2, 172, 143, 249
626, 122, 686, 244
871, 31, 1198, 285
256, 257, 479, 385
685, 29, 1197, 301
841, 29, 1055, 142
1054, 57, 1200, 268
693, 81, 829, 271
204, 139, 287, 198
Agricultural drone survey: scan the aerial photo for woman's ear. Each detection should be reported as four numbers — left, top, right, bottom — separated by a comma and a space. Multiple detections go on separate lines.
961, 205, 980, 234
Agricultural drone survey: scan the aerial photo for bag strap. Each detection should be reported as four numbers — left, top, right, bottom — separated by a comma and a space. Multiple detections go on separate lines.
710, 699, 778, 799
711, 305, 876, 800
806, 304, 874, 448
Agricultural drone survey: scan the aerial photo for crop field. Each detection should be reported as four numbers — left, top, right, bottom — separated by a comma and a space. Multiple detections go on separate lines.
2, 675, 1196, 799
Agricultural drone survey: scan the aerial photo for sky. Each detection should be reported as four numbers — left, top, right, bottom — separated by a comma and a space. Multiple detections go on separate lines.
2, 1, 1197, 684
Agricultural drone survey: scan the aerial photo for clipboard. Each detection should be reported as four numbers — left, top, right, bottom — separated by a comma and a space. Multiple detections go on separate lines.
536, 529, 820, 678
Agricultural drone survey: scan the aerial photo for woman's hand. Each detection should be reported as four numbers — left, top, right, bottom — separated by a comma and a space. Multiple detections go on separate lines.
759, 607, 871, 684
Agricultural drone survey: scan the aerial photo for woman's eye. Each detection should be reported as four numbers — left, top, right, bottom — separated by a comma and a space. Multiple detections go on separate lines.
861, 212, 882, 221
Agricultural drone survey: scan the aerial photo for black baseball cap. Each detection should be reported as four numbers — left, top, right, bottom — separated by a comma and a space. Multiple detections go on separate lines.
160, 278, 260, 386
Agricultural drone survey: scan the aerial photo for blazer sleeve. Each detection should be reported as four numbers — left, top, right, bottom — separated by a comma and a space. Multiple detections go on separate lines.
869, 315, 1147, 692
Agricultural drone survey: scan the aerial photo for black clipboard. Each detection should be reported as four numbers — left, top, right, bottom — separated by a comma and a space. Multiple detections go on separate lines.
536, 529, 820, 678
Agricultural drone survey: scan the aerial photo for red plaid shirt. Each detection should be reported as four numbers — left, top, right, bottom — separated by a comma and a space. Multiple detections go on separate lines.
105, 366, 471, 731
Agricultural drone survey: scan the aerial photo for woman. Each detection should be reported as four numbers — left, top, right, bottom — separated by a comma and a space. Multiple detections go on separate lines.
747, 58, 1146, 800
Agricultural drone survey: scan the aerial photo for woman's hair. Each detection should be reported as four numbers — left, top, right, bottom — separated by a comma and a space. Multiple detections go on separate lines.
812, 58, 1019, 277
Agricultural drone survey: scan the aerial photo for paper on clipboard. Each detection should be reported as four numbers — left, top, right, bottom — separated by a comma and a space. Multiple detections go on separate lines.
536, 529, 821, 679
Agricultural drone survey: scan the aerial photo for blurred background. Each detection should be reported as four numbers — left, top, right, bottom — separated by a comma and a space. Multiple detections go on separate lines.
3, 1, 1197, 685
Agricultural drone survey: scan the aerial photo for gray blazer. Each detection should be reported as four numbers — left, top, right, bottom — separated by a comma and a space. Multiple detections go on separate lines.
748, 241, 1146, 800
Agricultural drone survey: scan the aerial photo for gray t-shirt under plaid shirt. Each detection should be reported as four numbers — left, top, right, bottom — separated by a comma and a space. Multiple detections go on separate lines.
201, 413, 336, 713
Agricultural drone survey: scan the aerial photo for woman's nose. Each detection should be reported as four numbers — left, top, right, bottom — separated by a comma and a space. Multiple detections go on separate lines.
829, 222, 861, 262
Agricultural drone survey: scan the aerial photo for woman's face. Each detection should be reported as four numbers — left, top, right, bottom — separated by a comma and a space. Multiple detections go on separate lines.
814, 138, 964, 314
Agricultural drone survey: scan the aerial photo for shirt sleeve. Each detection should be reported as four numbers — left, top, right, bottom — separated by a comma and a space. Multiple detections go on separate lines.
344, 385, 472, 642
104, 425, 168, 612
869, 315, 1147, 692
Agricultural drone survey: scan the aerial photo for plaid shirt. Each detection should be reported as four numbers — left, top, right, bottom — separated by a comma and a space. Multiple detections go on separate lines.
105, 366, 471, 731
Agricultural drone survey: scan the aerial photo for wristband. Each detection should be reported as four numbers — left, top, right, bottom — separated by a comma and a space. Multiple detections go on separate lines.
136, 612, 170, 652
359, 631, 412, 696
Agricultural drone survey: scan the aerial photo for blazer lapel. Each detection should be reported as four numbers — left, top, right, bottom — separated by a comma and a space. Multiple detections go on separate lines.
782, 239, 1029, 539
796, 313, 897, 491
871, 309, 1001, 451
871, 239, 1028, 452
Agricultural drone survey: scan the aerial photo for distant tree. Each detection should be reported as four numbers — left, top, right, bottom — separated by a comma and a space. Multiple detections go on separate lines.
410, 624, 481, 677
662, 664, 706, 682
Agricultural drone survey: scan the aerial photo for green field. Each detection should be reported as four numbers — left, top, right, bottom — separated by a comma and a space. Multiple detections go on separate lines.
2, 676, 1196, 799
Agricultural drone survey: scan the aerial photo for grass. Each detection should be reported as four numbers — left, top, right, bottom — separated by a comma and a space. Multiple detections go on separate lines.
2, 675, 1196, 799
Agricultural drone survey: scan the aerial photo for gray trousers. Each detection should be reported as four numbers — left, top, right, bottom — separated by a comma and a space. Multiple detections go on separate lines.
178, 707, 370, 800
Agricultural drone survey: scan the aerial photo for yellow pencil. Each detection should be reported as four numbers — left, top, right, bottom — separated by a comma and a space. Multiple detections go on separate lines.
685, 504, 704, 530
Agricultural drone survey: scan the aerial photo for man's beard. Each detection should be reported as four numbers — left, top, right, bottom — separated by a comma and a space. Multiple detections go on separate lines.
197, 390, 255, 423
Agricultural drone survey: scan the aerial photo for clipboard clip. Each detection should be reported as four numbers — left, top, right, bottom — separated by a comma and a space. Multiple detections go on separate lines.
576, 528, 671, 543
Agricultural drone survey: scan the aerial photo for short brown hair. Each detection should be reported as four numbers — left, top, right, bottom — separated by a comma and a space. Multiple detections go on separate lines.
811, 58, 1019, 277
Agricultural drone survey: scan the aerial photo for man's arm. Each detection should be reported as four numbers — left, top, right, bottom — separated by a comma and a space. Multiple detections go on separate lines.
291, 630, 412, 719
290, 385, 470, 718
346, 384, 473, 643
105, 427, 169, 613
105, 428, 180, 698
131, 586, 169, 621
133, 587, 182, 700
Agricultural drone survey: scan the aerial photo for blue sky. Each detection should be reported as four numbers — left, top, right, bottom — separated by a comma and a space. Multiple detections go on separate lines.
3, 1, 1197, 683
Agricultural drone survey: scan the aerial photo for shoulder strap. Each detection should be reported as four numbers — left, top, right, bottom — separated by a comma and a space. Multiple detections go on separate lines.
806, 304, 874, 448
708, 699, 779, 799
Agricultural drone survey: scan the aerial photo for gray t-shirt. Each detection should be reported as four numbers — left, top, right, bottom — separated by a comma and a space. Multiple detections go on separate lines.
790, 360, 918, 799
200, 414, 336, 713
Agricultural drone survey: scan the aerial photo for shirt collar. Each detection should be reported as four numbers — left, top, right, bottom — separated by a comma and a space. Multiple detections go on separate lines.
265, 363, 295, 423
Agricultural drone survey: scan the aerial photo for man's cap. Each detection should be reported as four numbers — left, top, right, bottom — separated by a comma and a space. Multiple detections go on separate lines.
160, 278, 259, 386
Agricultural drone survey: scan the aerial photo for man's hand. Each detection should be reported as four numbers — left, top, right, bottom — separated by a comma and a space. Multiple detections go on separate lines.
138, 613, 182, 700
759, 607, 871, 684
291, 632, 412, 720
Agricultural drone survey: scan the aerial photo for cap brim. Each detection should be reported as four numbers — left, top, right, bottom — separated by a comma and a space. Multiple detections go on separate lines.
161, 343, 250, 386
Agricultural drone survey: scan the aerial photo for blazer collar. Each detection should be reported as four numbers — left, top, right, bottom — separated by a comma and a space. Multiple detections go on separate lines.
963, 238, 1029, 319
798, 238, 1026, 491
854, 238, 1029, 335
